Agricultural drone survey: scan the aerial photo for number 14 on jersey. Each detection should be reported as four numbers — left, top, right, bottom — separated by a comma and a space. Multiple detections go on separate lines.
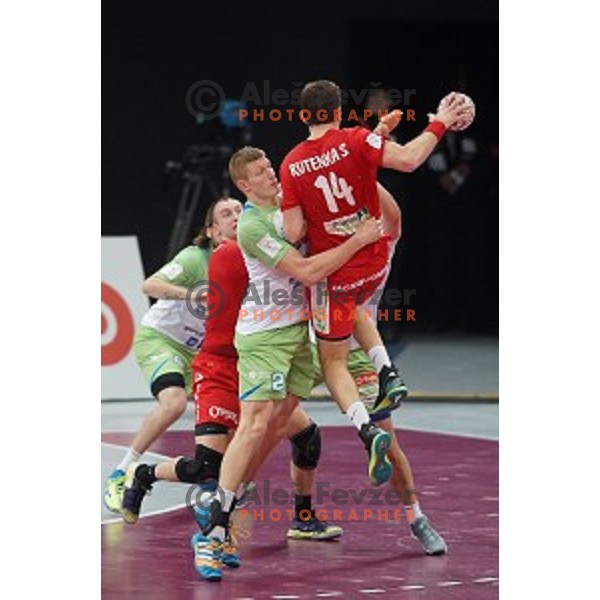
314, 172, 357, 213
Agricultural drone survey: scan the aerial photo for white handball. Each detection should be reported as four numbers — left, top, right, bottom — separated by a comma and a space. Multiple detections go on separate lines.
437, 92, 476, 131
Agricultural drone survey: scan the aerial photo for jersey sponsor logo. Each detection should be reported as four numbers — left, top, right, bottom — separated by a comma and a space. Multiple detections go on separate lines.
323, 207, 370, 237
185, 335, 201, 349
257, 233, 283, 259
366, 132, 383, 150
208, 405, 239, 425
159, 263, 184, 280
330, 265, 388, 293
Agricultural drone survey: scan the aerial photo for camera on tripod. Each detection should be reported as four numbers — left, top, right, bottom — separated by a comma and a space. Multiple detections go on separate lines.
164, 100, 251, 260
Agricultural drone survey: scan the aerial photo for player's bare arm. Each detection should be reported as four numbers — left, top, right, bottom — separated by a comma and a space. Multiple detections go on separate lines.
277, 218, 382, 286
142, 277, 204, 303
282, 205, 307, 245
377, 182, 401, 240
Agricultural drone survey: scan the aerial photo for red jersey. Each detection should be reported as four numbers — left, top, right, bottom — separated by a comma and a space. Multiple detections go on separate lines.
196, 239, 248, 358
280, 126, 388, 283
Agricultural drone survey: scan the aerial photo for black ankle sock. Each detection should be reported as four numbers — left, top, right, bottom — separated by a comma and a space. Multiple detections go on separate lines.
294, 494, 313, 520
217, 510, 231, 529
135, 464, 157, 486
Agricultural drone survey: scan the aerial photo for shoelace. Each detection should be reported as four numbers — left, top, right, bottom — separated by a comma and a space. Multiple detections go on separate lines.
298, 517, 327, 532
415, 520, 436, 541
195, 540, 222, 569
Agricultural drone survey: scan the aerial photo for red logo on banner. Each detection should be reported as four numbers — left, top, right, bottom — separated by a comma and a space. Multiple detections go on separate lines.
101, 282, 135, 366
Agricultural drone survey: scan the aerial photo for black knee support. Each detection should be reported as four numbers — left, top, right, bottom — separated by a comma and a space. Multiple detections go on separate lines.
174, 444, 223, 483
151, 372, 186, 398
290, 421, 321, 470
194, 422, 229, 436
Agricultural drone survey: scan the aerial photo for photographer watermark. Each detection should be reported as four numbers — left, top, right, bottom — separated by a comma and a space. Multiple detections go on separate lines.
185, 79, 417, 122
185, 479, 420, 524
185, 279, 417, 324
185, 80, 226, 121
185, 279, 227, 320
237, 107, 417, 124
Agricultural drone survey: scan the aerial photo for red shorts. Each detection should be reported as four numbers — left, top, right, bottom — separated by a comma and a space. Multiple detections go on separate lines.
310, 266, 387, 340
192, 351, 239, 430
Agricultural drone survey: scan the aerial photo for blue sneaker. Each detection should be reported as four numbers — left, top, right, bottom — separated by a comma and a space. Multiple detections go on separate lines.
191, 482, 218, 531
221, 536, 240, 568
103, 469, 126, 513
190, 531, 223, 582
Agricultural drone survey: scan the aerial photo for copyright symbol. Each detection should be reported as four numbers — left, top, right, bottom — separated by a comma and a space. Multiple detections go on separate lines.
185, 80, 225, 120
185, 280, 226, 321
185, 484, 225, 528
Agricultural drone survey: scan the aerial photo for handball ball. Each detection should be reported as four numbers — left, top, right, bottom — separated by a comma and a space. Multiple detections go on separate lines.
437, 92, 476, 131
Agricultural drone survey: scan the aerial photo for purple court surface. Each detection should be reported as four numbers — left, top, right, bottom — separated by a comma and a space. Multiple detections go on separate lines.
102, 427, 498, 599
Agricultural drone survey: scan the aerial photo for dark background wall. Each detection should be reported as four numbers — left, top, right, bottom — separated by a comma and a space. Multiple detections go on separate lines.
102, 1, 498, 335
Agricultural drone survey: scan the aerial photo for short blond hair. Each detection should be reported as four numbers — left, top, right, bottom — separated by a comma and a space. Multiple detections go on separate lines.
228, 146, 265, 184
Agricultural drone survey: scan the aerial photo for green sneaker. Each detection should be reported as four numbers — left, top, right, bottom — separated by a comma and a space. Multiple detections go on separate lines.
359, 423, 392, 486
121, 462, 153, 524
286, 516, 343, 540
103, 469, 126, 513
371, 364, 407, 415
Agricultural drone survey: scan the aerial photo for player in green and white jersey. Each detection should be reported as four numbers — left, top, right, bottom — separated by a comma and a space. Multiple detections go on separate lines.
199, 147, 393, 570
103, 197, 242, 513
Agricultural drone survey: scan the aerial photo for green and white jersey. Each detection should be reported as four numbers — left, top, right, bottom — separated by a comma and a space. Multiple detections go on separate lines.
236, 201, 307, 335
141, 245, 210, 350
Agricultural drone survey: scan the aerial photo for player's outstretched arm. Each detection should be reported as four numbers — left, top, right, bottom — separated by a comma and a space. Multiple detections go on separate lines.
276, 218, 382, 287
381, 93, 468, 172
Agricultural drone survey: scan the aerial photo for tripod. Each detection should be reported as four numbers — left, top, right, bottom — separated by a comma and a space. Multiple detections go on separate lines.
165, 169, 222, 261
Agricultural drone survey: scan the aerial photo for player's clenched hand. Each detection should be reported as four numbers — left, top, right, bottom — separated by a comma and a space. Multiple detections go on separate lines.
354, 218, 384, 247
374, 109, 403, 137
429, 93, 469, 128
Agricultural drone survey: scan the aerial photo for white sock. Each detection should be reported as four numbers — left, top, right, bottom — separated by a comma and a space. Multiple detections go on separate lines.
116, 448, 142, 472
347, 401, 370, 430
368, 345, 392, 373
406, 501, 423, 524
222, 488, 236, 512
211, 526, 226, 542
235, 483, 247, 500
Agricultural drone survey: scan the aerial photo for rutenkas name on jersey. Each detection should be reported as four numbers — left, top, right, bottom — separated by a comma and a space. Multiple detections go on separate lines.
288, 143, 350, 177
